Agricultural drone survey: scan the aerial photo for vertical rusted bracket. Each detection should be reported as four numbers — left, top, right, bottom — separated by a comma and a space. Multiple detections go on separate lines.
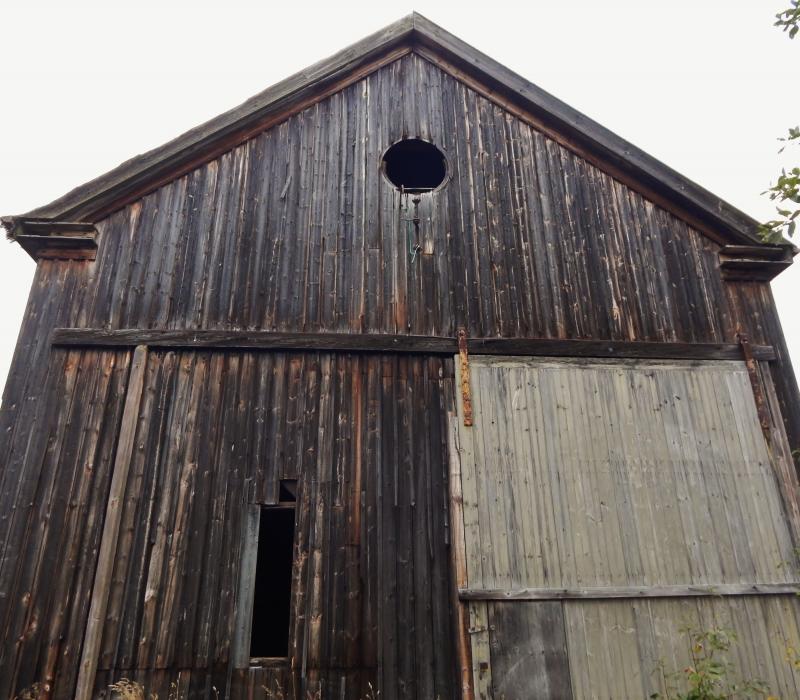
738, 332, 772, 442
458, 328, 473, 427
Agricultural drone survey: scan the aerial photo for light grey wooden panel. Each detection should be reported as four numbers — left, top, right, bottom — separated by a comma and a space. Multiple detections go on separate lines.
458, 357, 799, 591
564, 596, 800, 699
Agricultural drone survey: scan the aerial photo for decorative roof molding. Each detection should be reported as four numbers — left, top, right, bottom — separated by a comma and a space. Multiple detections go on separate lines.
2, 218, 97, 261
1, 13, 795, 263
718, 244, 794, 281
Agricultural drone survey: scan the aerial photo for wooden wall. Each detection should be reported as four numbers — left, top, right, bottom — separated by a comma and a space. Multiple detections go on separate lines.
455, 356, 800, 698
1, 49, 799, 698
0, 349, 131, 699
26, 52, 797, 450
460, 357, 798, 592
83, 350, 455, 700
74, 53, 734, 342
564, 595, 800, 698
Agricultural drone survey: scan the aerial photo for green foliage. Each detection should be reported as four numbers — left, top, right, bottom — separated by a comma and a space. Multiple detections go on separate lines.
761, 4, 800, 241
760, 160, 800, 243
651, 627, 774, 700
775, 0, 800, 38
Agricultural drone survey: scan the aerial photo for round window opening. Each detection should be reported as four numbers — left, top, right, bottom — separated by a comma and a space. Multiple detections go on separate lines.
382, 139, 447, 193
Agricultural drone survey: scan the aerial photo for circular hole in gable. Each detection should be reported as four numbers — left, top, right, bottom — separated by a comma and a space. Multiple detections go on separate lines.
382, 139, 447, 193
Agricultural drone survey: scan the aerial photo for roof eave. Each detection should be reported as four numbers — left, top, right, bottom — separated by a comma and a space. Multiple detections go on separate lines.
11, 13, 419, 224
2, 12, 793, 254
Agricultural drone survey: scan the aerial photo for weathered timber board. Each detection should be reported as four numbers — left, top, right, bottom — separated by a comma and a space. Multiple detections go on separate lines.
460, 582, 800, 600
0, 349, 132, 699
51, 328, 775, 361
458, 357, 799, 592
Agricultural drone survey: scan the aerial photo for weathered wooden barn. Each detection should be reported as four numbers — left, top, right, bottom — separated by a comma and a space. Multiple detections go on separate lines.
2, 12, 800, 699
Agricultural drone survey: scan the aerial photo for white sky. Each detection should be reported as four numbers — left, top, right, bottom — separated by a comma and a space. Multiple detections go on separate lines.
1, 0, 798, 391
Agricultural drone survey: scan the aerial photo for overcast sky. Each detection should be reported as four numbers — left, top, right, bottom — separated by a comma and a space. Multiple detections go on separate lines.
1, 0, 798, 392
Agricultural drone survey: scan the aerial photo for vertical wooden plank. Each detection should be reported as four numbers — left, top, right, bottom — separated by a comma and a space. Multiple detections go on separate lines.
455, 355, 483, 589
231, 505, 260, 668
760, 361, 800, 548
75, 345, 148, 700
447, 412, 474, 700
468, 601, 492, 700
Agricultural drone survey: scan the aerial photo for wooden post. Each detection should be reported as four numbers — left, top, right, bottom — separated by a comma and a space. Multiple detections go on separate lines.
737, 332, 772, 442
447, 413, 475, 700
457, 330, 473, 427
74, 345, 148, 700
759, 360, 800, 548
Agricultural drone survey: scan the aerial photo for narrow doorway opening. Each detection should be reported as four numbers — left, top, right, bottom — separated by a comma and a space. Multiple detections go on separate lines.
250, 481, 297, 659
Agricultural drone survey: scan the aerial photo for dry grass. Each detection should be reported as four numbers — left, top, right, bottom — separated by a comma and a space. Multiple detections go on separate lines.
109, 678, 218, 700
263, 679, 380, 700
15, 677, 382, 699
13, 683, 49, 700
109, 678, 158, 700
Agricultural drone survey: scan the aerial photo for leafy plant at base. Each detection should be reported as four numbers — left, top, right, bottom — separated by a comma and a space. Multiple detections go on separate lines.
651, 627, 774, 700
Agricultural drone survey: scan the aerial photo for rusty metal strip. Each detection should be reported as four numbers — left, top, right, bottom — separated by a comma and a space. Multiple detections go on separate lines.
458, 329, 473, 427
738, 333, 772, 442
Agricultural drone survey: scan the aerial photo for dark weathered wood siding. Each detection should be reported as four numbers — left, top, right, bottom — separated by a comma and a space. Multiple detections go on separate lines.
90, 351, 455, 700
62, 54, 737, 340
2, 348, 457, 699
21, 54, 796, 438
0, 349, 131, 698
1, 51, 798, 698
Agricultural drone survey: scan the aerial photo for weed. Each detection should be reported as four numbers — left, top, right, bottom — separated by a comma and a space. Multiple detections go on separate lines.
651, 626, 774, 700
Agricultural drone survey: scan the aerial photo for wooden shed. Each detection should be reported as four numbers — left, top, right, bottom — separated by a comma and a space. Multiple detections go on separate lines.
2, 13, 800, 699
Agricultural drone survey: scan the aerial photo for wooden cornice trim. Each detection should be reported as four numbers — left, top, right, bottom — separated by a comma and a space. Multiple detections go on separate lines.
3, 218, 97, 261
719, 244, 795, 281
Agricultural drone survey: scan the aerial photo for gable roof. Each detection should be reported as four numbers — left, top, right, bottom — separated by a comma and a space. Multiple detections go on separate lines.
1, 13, 792, 252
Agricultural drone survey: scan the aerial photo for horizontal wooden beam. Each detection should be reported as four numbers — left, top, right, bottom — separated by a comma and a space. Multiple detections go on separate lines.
52, 328, 456, 353
467, 338, 775, 361
459, 582, 800, 601
51, 328, 776, 361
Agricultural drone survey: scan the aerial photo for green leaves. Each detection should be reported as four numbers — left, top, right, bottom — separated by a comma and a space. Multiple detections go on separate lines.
760, 6, 799, 240
652, 627, 773, 700
760, 130, 800, 242
775, 1, 800, 38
